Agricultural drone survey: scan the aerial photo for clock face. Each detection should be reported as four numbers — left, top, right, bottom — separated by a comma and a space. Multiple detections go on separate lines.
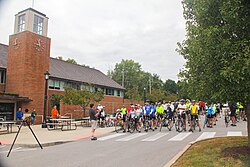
12, 38, 20, 49
34, 39, 45, 52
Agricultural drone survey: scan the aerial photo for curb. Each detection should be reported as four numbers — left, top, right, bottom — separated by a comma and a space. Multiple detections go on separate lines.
164, 143, 193, 167
164, 136, 247, 167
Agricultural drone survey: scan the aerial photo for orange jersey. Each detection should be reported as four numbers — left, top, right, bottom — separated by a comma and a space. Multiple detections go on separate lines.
51, 108, 59, 118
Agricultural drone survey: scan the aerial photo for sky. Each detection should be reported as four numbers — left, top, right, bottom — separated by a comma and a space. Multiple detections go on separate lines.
0, 0, 186, 81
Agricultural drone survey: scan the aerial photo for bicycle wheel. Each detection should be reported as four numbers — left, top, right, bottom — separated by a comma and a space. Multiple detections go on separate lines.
225, 116, 229, 127
129, 120, 136, 133
177, 119, 183, 132
159, 118, 164, 132
166, 119, 171, 131
115, 121, 123, 133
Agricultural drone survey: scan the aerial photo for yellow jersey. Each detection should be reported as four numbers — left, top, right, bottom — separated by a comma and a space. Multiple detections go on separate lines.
190, 105, 198, 115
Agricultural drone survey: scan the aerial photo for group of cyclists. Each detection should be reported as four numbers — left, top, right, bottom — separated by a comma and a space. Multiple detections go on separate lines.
114, 99, 203, 133
97, 99, 246, 133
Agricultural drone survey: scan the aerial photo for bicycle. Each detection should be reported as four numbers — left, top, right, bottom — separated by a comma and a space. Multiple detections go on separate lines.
159, 114, 172, 132
175, 114, 185, 132
114, 119, 125, 133
144, 115, 153, 132
129, 117, 141, 133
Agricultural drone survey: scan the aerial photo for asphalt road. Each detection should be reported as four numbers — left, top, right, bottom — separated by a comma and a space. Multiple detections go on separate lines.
1, 116, 247, 167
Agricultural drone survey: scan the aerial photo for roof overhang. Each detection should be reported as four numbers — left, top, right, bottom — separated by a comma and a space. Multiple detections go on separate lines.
0, 93, 32, 102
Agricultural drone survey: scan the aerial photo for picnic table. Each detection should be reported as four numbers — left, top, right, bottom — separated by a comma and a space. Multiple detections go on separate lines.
46, 118, 77, 131
0, 121, 16, 134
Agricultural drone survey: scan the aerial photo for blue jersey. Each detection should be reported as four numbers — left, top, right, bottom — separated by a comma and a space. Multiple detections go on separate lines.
207, 106, 214, 115
144, 105, 152, 115
151, 106, 156, 116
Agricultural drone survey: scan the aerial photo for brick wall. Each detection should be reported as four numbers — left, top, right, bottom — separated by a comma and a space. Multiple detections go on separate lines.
6, 31, 51, 118
0, 84, 5, 92
48, 89, 143, 119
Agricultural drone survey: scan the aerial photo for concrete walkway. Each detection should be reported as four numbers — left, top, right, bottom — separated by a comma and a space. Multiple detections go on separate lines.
0, 125, 114, 147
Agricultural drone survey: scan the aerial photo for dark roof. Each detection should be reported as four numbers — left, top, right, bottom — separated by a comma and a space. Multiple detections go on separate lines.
0, 43, 124, 90
0, 43, 8, 69
50, 58, 124, 90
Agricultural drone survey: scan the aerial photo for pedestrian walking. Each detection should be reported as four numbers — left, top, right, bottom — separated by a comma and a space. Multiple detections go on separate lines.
89, 103, 99, 140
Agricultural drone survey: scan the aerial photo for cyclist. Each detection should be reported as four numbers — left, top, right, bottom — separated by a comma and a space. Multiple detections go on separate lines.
166, 103, 173, 131
143, 100, 153, 131
189, 100, 201, 132
120, 105, 127, 133
156, 102, 164, 127
176, 99, 187, 131
186, 99, 191, 124
151, 103, 157, 130
116, 109, 123, 120
207, 104, 214, 128
135, 104, 143, 132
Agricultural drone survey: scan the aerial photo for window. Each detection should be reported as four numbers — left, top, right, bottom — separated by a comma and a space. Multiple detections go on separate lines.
49, 80, 60, 90
33, 15, 43, 35
18, 14, 25, 32
117, 90, 121, 97
0, 70, 6, 84
105, 89, 114, 96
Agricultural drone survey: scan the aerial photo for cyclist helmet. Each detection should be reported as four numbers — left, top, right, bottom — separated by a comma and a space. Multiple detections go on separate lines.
192, 100, 195, 103
116, 109, 121, 112
186, 99, 190, 102
180, 99, 185, 102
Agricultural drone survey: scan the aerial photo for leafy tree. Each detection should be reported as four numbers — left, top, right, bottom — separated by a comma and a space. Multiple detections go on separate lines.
164, 79, 178, 94
178, 0, 250, 146
62, 86, 104, 117
50, 94, 64, 111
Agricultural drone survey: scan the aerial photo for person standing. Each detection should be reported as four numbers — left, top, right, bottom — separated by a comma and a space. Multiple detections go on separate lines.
51, 105, 60, 119
89, 103, 99, 140
16, 107, 23, 123
31, 108, 37, 125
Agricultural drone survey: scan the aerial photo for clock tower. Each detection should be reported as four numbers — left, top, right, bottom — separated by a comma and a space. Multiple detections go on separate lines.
6, 8, 51, 114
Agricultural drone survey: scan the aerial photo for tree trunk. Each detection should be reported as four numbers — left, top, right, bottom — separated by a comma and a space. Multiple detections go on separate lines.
247, 103, 250, 147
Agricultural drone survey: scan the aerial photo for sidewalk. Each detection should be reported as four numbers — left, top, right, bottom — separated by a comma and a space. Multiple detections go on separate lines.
0, 125, 114, 147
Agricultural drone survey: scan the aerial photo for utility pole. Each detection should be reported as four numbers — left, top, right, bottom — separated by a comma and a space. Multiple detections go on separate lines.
149, 76, 152, 94
122, 64, 125, 87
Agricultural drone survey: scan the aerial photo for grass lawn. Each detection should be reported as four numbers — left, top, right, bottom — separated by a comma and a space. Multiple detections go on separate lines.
172, 136, 249, 167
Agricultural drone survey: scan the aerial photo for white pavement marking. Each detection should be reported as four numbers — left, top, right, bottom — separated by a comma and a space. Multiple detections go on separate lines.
0, 148, 38, 154
168, 132, 192, 141
98, 133, 126, 141
142, 133, 168, 142
196, 132, 216, 141
227, 131, 242, 136
116, 133, 147, 141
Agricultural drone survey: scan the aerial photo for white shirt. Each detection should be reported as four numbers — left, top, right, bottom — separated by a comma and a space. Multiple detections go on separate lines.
177, 104, 186, 114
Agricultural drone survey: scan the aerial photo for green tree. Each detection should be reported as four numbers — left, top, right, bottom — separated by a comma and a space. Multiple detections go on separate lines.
164, 79, 178, 94
62, 86, 104, 117
50, 94, 64, 111
178, 0, 250, 146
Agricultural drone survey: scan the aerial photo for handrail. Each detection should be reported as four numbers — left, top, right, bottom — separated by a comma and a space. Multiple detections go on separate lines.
63, 113, 72, 120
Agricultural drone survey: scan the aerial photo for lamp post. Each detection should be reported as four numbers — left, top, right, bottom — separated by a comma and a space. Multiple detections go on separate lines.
143, 87, 146, 104
42, 70, 50, 128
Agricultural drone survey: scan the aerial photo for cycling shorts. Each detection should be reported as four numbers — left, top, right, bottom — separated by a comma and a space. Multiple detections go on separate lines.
167, 112, 173, 120
207, 114, 213, 118
191, 115, 198, 121
178, 113, 186, 119
122, 114, 126, 122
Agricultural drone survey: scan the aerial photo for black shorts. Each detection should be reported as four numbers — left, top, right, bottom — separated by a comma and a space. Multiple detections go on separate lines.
151, 115, 156, 120
157, 114, 163, 119
239, 108, 244, 112
207, 114, 213, 118
191, 115, 198, 121
167, 113, 173, 120
178, 113, 186, 119
230, 111, 236, 117
122, 114, 126, 122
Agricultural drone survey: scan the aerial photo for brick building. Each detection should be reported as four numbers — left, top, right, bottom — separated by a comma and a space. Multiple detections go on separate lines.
0, 8, 138, 122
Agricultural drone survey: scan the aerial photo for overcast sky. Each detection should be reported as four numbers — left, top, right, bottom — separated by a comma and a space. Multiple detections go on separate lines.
0, 0, 186, 81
